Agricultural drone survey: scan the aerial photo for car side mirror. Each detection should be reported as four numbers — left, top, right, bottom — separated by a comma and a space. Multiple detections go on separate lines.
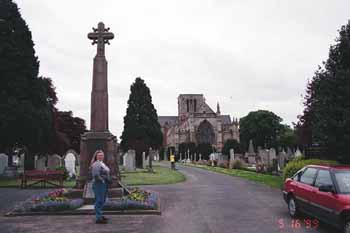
319, 185, 335, 193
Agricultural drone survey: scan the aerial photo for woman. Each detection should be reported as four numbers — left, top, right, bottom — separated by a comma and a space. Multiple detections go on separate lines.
91, 150, 110, 224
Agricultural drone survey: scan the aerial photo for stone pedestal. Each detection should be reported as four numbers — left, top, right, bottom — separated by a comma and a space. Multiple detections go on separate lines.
77, 131, 119, 188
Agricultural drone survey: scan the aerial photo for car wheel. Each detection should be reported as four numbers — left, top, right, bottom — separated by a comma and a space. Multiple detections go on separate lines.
343, 218, 350, 233
288, 196, 299, 218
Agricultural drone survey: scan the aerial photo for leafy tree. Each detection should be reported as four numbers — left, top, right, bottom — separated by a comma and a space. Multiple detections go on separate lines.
196, 143, 213, 160
277, 124, 297, 150
48, 111, 86, 155
239, 110, 283, 150
222, 139, 243, 157
120, 77, 163, 167
0, 0, 53, 169
298, 20, 350, 162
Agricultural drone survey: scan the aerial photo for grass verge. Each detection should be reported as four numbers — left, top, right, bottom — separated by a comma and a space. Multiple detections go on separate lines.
184, 163, 283, 189
0, 165, 185, 188
121, 165, 186, 186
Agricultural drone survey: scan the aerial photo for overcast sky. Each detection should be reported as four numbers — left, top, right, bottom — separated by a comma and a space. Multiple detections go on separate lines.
15, 0, 350, 138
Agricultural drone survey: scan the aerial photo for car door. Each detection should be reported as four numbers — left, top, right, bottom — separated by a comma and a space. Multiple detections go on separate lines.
295, 167, 318, 214
312, 169, 338, 223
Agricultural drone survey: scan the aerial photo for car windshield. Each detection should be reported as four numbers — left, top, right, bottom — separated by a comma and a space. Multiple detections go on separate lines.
334, 170, 350, 194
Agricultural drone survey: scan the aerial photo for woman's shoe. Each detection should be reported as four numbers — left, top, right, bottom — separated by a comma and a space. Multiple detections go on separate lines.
96, 218, 108, 224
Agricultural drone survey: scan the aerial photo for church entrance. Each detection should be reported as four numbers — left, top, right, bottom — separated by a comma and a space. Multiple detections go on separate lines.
196, 120, 215, 145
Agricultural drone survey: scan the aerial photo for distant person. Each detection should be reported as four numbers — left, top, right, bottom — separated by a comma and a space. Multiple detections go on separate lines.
170, 154, 175, 170
91, 150, 111, 224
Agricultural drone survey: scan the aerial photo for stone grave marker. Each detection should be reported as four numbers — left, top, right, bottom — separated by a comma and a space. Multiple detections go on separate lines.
0, 153, 8, 175
142, 152, 146, 169
64, 153, 76, 178
36, 156, 47, 170
124, 150, 136, 172
278, 150, 287, 171
48, 154, 62, 169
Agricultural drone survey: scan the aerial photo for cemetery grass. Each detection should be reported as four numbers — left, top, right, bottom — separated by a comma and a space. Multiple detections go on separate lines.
184, 163, 283, 189
121, 165, 186, 186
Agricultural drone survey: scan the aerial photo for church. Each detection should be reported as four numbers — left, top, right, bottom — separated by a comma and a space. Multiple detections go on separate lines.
158, 94, 240, 153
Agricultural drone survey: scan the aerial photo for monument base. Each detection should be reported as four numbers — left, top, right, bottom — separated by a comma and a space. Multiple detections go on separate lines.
76, 131, 120, 189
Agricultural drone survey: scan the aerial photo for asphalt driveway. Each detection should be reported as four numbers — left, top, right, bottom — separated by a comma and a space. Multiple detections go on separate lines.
0, 164, 338, 233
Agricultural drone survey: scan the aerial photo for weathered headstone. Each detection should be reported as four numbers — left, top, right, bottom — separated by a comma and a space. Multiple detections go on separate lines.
36, 156, 47, 170
199, 153, 202, 161
124, 150, 136, 172
248, 155, 256, 164
142, 152, 146, 169
48, 154, 62, 170
259, 149, 269, 165
248, 139, 255, 155
64, 153, 76, 178
294, 148, 302, 157
164, 151, 168, 161
229, 149, 235, 169
278, 150, 287, 171
0, 154, 8, 175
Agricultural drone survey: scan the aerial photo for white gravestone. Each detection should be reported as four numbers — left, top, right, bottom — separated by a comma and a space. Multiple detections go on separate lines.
124, 150, 136, 172
36, 156, 47, 170
64, 153, 76, 177
0, 154, 8, 175
229, 149, 235, 169
278, 150, 287, 171
142, 152, 146, 169
48, 154, 62, 169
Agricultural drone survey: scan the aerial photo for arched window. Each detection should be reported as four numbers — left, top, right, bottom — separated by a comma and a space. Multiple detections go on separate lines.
196, 120, 215, 144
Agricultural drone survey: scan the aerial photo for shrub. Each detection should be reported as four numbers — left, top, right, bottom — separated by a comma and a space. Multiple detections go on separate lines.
232, 159, 243, 169
218, 161, 229, 168
55, 166, 69, 180
283, 157, 338, 180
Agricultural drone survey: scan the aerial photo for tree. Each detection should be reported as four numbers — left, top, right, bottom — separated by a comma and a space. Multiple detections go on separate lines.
298, 20, 350, 162
239, 110, 283, 150
120, 77, 163, 167
277, 124, 297, 150
222, 139, 243, 157
0, 0, 53, 169
195, 143, 213, 160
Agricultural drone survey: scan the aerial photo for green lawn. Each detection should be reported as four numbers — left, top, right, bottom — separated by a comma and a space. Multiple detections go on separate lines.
184, 163, 283, 189
121, 165, 186, 186
0, 165, 185, 188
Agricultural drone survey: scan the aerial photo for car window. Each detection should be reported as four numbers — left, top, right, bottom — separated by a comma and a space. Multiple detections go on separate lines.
314, 169, 333, 187
300, 168, 317, 185
334, 171, 350, 194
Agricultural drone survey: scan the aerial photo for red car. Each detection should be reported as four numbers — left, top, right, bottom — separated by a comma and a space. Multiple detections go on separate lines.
283, 165, 350, 233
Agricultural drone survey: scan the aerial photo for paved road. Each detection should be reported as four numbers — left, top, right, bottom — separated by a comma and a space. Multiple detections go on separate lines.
0, 165, 338, 233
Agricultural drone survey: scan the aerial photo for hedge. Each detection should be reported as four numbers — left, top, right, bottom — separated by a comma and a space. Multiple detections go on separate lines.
283, 156, 338, 180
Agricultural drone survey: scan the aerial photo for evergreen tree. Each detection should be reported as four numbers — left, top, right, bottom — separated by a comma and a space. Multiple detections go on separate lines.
120, 77, 163, 167
0, 0, 53, 169
299, 20, 350, 162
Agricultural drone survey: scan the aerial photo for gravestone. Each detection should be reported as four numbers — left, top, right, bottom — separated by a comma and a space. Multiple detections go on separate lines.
294, 148, 302, 157
48, 154, 62, 169
229, 149, 235, 160
142, 152, 146, 169
248, 139, 255, 155
124, 150, 136, 172
286, 147, 293, 159
36, 156, 47, 170
229, 149, 235, 169
180, 153, 183, 161
248, 155, 256, 164
278, 150, 287, 171
0, 154, 8, 175
64, 153, 76, 178
259, 149, 269, 165
164, 151, 168, 161
199, 154, 202, 161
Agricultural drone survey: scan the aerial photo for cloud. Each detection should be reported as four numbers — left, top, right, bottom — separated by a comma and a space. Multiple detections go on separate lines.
14, 0, 350, 137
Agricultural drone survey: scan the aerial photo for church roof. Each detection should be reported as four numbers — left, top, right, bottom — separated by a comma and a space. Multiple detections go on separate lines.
220, 115, 232, 124
158, 116, 178, 127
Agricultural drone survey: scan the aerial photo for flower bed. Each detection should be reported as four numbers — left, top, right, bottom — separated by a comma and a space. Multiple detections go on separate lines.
12, 188, 84, 213
103, 188, 158, 210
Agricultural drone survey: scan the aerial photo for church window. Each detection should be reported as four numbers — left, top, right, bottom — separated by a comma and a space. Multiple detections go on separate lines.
194, 99, 197, 112
186, 99, 189, 112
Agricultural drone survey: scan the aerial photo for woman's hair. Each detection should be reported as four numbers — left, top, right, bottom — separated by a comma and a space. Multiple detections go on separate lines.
90, 150, 104, 167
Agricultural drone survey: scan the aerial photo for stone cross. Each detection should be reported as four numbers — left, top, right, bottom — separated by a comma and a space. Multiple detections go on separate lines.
88, 22, 114, 57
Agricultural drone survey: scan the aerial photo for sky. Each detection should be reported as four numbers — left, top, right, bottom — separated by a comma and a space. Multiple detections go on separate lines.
15, 0, 350, 138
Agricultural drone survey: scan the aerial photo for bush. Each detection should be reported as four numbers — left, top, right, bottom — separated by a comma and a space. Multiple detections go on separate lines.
283, 157, 338, 180
232, 159, 243, 169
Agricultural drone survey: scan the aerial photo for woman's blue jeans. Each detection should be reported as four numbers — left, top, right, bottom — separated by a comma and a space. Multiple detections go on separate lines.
92, 181, 107, 220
